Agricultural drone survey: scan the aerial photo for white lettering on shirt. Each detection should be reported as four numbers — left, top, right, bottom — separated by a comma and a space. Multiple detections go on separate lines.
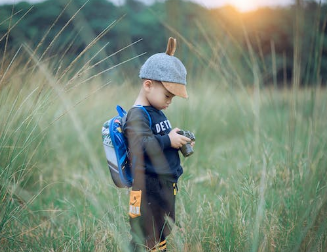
155, 120, 171, 134
156, 124, 161, 133
160, 122, 166, 131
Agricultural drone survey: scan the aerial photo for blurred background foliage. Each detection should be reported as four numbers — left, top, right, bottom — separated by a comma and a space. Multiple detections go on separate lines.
0, 0, 326, 86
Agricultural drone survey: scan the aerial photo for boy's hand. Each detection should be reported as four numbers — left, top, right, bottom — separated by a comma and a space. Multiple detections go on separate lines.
169, 128, 191, 149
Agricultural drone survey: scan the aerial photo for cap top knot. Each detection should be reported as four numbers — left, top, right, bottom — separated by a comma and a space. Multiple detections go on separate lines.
165, 37, 176, 56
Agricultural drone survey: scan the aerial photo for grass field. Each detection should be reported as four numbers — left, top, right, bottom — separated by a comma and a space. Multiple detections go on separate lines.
1, 49, 327, 252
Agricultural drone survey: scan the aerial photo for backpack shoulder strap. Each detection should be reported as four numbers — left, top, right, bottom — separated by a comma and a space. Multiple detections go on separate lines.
133, 105, 152, 127
116, 105, 127, 117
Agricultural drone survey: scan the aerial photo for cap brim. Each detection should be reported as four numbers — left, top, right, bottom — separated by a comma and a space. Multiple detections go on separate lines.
162, 82, 188, 98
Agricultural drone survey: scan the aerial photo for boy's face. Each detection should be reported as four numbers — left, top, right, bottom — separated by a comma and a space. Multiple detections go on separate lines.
145, 80, 175, 110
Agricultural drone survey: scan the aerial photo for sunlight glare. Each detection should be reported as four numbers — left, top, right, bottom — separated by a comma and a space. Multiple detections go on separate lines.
229, 0, 260, 12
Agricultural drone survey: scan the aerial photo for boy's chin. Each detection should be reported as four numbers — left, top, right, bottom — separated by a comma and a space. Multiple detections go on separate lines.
152, 104, 167, 110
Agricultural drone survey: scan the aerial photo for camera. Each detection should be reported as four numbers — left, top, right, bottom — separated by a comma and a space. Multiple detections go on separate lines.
177, 130, 195, 157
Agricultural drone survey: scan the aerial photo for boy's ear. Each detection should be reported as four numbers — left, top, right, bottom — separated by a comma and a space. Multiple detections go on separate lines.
143, 79, 153, 91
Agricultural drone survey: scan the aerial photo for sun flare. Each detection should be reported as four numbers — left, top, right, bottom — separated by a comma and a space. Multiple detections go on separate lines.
229, 0, 260, 12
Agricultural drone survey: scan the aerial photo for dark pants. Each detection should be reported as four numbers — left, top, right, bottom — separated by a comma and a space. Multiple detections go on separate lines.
129, 175, 177, 251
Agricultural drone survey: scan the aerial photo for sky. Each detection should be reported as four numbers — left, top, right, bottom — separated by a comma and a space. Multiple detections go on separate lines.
0, 0, 296, 12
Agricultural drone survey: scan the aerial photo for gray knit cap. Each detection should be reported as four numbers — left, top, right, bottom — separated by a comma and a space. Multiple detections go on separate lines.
139, 53, 187, 85
139, 38, 188, 98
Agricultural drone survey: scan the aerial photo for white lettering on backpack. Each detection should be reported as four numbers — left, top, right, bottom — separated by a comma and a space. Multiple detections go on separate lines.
155, 120, 171, 134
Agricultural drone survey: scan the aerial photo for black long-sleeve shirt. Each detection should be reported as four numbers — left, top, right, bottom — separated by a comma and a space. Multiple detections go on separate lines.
123, 106, 183, 182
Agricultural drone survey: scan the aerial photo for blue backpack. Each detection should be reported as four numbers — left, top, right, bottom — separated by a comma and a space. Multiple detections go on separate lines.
101, 105, 151, 188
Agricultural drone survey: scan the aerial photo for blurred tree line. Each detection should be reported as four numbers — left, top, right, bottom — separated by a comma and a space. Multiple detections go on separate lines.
0, 0, 326, 86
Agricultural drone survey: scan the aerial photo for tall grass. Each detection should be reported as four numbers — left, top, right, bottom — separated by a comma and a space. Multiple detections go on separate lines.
1, 1, 327, 252
0, 48, 136, 251
1, 63, 326, 251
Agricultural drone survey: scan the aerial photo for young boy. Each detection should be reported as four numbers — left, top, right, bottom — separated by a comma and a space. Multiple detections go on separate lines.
124, 38, 193, 251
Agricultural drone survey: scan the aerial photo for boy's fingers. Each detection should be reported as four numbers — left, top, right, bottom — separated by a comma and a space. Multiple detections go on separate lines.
181, 135, 190, 141
179, 137, 190, 145
173, 128, 180, 133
